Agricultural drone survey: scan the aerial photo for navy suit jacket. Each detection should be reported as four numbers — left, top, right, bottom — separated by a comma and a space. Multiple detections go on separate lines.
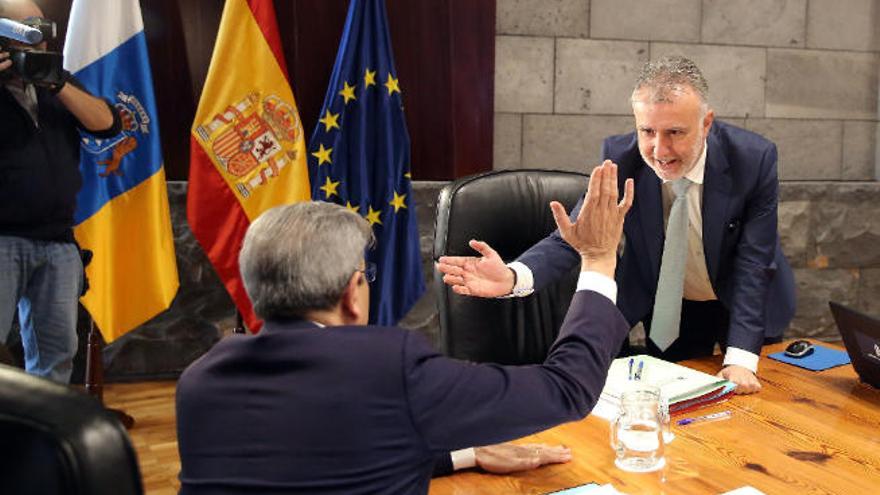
176, 290, 629, 494
518, 121, 796, 354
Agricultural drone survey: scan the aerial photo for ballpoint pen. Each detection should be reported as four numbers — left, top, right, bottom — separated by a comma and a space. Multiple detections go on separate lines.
634, 360, 644, 381
676, 410, 732, 426
628, 358, 634, 380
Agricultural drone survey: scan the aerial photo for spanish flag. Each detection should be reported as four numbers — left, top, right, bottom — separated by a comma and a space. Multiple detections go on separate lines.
65, 0, 179, 342
188, 0, 311, 332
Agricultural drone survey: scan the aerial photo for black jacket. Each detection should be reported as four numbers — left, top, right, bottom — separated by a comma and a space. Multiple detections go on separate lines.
0, 79, 120, 242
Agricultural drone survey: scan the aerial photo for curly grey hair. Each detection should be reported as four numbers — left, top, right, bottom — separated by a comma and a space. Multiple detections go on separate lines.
632, 56, 709, 106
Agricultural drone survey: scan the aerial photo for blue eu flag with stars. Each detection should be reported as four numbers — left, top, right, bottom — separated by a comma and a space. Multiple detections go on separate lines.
308, 0, 425, 325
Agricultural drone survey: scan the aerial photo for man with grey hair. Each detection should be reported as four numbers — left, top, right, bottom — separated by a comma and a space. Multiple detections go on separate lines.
176, 162, 634, 494
438, 56, 795, 395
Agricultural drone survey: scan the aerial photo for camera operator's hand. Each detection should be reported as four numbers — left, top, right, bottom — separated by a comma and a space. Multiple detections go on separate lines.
0, 51, 11, 73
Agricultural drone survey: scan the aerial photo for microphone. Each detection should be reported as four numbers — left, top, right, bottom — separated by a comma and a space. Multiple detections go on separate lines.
0, 18, 43, 45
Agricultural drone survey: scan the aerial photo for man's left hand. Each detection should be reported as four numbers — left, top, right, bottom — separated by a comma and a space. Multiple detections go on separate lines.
718, 365, 761, 394
475, 443, 571, 474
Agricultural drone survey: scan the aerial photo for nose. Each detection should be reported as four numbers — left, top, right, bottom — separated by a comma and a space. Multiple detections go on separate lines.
653, 133, 673, 159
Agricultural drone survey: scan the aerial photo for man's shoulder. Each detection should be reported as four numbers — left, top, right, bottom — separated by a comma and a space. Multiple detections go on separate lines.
710, 120, 775, 152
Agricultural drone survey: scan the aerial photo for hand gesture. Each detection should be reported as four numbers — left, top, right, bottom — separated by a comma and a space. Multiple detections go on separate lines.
436, 240, 514, 298
549, 160, 634, 278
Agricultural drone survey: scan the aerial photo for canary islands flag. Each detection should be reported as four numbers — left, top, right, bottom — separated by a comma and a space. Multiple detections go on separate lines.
308, 0, 425, 325
188, 0, 311, 332
64, 0, 179, 342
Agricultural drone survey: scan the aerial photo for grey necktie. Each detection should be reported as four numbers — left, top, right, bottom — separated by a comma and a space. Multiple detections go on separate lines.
649, 178, 692, 351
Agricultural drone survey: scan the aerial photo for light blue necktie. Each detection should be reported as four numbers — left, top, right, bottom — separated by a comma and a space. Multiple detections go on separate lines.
650, 178, 693, 351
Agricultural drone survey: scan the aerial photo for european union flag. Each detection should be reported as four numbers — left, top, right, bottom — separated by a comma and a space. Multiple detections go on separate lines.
308, 0, 425, 325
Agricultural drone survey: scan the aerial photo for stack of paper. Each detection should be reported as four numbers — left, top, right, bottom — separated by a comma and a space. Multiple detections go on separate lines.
594, 355, 736, 419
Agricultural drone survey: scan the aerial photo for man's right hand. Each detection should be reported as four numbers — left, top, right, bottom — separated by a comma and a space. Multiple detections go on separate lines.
549, 160, 634, 279
0, 51, 11, 73
436, 240, 514, 298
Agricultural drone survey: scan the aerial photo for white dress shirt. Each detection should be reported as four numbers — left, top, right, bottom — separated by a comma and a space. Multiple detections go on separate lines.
507, 143, 759, 374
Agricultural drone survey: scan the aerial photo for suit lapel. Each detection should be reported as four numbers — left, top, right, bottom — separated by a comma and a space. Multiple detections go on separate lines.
632, 163, 664, 284
702, 133, 732, 284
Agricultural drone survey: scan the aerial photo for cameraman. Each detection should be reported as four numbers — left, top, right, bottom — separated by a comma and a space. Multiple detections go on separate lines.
0, 0, 120, 383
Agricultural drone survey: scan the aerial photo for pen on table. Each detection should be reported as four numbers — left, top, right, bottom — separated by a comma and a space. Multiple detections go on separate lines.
628, 358, 634, 380
634, 360, 644, 381
676, 410, 732, 426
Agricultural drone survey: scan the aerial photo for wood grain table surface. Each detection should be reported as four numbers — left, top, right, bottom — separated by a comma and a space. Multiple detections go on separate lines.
428, 340, 880, 495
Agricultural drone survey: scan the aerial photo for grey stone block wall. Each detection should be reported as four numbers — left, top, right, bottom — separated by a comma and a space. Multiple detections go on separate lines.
495, 0, 880, 181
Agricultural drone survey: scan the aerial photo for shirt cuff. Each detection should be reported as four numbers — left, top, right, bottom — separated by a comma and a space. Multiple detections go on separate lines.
723, 347, 759, 373
504, 261, 535, 297
450, 448, 476, 470
576, 271, 617, 304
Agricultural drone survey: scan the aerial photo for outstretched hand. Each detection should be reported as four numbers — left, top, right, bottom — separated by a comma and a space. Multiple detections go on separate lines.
549, 160, 634, 278
436, 240, 514, 298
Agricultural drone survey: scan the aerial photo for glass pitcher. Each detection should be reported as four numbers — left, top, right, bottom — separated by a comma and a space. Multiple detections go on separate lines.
609, 386, 666, 472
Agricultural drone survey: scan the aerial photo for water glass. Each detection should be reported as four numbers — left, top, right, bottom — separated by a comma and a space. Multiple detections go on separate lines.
609, 386, 666, 472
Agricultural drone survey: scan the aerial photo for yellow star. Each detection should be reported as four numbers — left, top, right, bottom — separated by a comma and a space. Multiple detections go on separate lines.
364, 68, 376, 88
384, 74, 400, 96
339, 81, 357, 104
318, 110, 340, 132
345, 201, 360, 214
311, 143, 333, 166
389, 191, 407, 213
319, 176, 340, 199
365, 205, 382, 226
404, 172, 411, 179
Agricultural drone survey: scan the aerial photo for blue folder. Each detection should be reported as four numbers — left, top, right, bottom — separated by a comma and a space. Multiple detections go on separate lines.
768, 344, 851, 371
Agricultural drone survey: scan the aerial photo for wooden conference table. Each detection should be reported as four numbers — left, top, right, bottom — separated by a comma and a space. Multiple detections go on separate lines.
429, 341, 880, 494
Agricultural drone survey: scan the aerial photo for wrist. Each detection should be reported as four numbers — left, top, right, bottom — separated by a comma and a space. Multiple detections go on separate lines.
506, 267, 517, 295
580, 255, 615, 279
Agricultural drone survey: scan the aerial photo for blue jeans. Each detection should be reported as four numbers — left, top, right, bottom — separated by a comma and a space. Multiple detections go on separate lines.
0, 236, 82, 383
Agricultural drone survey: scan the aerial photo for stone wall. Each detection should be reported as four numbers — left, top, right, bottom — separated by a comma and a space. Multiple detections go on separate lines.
493, 0, 880, 181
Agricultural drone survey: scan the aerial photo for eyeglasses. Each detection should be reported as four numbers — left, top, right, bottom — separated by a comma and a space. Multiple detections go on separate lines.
357, 261, 377, 284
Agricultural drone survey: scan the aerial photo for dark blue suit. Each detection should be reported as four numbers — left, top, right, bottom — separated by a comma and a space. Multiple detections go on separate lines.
176, 290, 629, 494
518, 121, 795, 355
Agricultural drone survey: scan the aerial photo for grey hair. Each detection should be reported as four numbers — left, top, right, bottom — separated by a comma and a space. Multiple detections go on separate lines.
239, 201, 374, 320
632, 56, 709, 106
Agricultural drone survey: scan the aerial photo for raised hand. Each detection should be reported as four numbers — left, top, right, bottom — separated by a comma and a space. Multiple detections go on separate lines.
436, 240, 514, 298
549, 160, 634, 278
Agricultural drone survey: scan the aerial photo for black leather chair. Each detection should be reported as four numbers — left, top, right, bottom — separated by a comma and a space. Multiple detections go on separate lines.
0, 365, 143, 495
433, 169, 590, 365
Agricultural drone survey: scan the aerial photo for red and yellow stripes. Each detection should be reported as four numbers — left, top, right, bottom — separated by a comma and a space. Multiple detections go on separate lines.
188, 0, 310, 331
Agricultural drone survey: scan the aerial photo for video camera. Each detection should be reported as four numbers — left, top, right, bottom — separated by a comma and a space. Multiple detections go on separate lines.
0, 16, 66, 87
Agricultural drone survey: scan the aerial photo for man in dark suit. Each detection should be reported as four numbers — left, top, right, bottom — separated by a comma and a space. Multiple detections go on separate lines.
176, 162, 634, 494
437, 56, 795, 395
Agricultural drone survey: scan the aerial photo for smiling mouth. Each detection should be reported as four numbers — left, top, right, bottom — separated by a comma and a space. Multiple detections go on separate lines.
656, 158, 678, 169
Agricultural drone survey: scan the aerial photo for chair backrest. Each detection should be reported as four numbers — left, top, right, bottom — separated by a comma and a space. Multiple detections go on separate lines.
433, 169, 589, 364
0, 365, 143, 495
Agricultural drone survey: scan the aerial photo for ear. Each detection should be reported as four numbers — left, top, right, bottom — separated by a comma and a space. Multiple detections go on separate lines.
702, 108, 715, 134
339, 271, 365, 324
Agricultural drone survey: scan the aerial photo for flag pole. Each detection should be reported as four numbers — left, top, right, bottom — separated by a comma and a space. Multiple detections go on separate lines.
233, 310, 246, 334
